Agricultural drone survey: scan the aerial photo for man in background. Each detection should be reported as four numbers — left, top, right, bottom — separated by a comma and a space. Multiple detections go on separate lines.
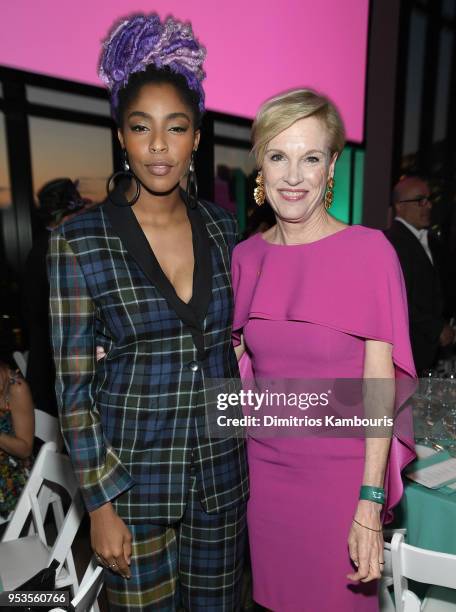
384, 175, 454, 374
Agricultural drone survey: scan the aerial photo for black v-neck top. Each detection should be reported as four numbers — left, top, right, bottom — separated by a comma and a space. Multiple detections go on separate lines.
104, 184, 213, 360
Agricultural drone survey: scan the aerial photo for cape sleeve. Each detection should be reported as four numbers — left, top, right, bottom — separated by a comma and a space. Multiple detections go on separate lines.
369, 235, 417, 523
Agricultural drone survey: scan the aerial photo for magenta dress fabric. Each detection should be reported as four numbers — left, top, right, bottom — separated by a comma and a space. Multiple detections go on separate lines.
231, 226, 416, 612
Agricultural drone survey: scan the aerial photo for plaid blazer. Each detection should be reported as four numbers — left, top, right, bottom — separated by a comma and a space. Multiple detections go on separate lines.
48, 193, 249, 524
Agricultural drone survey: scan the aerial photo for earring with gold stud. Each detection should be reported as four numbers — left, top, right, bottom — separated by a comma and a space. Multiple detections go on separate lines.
324, 177, 335, 210
254, 171, 265, 206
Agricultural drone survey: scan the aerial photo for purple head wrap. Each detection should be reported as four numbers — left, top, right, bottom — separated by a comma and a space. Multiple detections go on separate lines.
98, 14, 206, 116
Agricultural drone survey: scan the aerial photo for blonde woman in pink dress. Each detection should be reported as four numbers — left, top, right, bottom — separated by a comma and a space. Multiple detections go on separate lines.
232, 89, 416, 611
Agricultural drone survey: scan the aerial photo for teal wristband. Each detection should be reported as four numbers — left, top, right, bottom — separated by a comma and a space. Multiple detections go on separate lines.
359, 485, 385, 505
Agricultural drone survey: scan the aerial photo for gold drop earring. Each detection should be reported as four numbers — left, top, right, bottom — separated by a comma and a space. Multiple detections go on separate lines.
324, 177, 335, 210
254, 171, 265, 206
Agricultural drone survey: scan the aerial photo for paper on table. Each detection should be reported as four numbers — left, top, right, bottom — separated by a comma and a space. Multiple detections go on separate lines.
414, 444, 438, 460
406, 457, 456, 489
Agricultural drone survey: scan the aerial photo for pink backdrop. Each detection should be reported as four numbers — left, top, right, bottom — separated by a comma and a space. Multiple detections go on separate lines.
0, 0, 369, 142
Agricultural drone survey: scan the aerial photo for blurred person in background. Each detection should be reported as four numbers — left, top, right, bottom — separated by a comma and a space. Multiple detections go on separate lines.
242, 200, 275, 239
22, 178, 86, 416
0, 358, 34, 518
385, 175, 454, 373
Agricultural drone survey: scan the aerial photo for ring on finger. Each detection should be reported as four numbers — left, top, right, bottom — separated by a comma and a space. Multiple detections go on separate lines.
369, 561, 382, 571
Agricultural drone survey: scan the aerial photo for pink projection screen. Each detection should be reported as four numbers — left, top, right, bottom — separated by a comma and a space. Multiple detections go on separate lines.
0, 0, 369, 142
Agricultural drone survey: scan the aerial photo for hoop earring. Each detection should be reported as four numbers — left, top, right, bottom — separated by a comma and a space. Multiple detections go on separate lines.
106, 150, 141, 207
186, 151, 198, 209
324, 177, 335, 210
254, 172, 265, 206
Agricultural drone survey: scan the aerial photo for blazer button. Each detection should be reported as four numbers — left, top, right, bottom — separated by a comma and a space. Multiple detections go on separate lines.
187, 360, 199, 372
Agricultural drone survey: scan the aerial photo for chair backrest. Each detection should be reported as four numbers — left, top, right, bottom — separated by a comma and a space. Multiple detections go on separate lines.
2, 441, 58, 542
47, 557, 103, 612
401, 590, 421, 612
379, 543, 395, 612
35, 409, 63, 449
391, 532, 456, 612
71, 558, 104, 612
2, 442, 84, 579
13, 351, 28, 376
383, 541, 393, 578
0, 512, 12, 526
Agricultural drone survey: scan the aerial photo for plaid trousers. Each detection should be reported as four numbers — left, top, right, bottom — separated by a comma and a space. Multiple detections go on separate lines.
104, 469, 247, 611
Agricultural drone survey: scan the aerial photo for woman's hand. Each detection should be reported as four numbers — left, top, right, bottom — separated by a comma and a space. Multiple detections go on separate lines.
90, 502, 132, 579
347, 500, 384, 582
234, 334, 245, 362
96, 346, 107, 361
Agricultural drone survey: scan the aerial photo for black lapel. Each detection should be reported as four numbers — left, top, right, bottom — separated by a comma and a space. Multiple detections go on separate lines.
104, 184, 213, 359
104, 194, 158, 289
182, 192, 213, 327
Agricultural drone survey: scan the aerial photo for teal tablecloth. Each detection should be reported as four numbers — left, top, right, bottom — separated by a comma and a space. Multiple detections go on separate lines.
393, 451, 456, 554
395, 482, 456, 554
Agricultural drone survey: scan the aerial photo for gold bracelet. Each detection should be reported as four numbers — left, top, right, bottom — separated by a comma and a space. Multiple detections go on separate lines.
352, 518, 382, 533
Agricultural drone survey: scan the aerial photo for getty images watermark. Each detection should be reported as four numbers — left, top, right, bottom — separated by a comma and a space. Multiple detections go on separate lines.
203, 378, 417, 439
215, 388, 394, 429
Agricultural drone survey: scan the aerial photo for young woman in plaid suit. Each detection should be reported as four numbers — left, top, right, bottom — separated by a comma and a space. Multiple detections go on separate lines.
48, 14, 248, 611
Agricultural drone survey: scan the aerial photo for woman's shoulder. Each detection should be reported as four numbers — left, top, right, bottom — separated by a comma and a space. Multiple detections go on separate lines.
347, 225, 398, 258
339, 225, 402, 286
237, 231, 263, 248
5, 371, 32, 405
198, 199, 236, 227
197, 200, 239, 253
232, 233, 262, 261
50, 205, 107, 246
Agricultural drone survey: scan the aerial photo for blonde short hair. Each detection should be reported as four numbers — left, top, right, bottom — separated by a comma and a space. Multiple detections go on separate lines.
252, 88, 346, 168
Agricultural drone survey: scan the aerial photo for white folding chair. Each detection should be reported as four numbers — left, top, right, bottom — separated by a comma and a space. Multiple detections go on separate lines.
35, 408, 63, 450
49, 557, 103, 612
379, 528, 408, 611
30, 410, 65, 536
12, 351, 28, 376
0, 387, 62, 530
392, 532, 456, 611
0, 443, 84, 597
379, 542, 395, 612
0, 440, 56, 540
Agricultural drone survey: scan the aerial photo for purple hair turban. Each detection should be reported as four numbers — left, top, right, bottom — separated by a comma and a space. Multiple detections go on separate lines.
98, 13, 207, 114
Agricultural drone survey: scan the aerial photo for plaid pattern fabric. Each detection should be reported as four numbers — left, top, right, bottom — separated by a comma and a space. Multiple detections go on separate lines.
104, 471, 247, 611
48, 199, 249, 523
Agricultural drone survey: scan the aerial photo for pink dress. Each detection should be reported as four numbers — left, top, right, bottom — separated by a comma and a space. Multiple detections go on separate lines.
231, 226, 416, 612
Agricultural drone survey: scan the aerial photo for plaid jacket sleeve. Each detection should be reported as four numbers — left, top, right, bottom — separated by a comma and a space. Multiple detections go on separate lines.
228, 216, 240, 255
48, 231, 134, 512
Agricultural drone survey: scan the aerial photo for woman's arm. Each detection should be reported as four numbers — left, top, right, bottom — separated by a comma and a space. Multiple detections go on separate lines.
361, 340, 394, 487
0, 378, 34, 459
48, 231, 133, 579
347, 339, 394, 583
48, 232, 134, 510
